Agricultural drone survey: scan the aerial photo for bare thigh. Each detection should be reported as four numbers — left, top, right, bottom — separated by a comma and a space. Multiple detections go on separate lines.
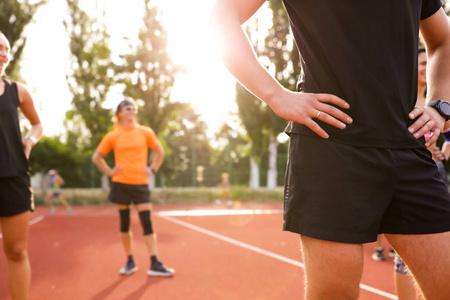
135, 203, 152, 212
300, 235, 364, 300
386, 232, 450, 300
0, 211, 30, 257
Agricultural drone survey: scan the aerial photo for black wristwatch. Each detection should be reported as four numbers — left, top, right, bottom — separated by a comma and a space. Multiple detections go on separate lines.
426, 100, 450, 121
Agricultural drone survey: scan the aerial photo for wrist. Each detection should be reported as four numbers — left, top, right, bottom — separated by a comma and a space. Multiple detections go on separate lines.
25, 135, 37, 145
151, 168, 157, 174
264, 85, 287, 107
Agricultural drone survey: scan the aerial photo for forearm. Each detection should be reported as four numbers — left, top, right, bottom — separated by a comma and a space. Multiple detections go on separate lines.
150, 146, 165, 171
421, 9, 450, 103
95, 159, 113, 176
442, 141, 450, 161
92, 151, 114, 176
426, 41, 450, 103
27, 123, 43, 140
212, 1, 286, 107
221, 27, 286, 105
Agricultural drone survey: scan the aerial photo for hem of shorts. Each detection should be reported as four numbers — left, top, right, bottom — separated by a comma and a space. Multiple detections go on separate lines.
283, 226, 378, 244
284, 221, 450, 244
382, 223, 450, 236
109, 199, 151, 205
0, 206, 32, 217
112, 180, 149, 186
283, 214, 379, 244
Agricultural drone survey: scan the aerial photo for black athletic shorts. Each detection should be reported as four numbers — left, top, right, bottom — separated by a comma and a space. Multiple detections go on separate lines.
109, 182, 151, 205
283, 134, 450, 244
0, 174, 33, 217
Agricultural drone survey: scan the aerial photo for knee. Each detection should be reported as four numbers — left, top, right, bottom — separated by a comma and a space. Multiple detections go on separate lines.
138, 210, 153, 235
119, 209, 130, 233
4, 243, 28, 263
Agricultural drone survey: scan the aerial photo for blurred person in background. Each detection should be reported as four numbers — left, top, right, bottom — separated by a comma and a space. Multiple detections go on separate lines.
45, 169, 72, 215
92, 98, 174, 277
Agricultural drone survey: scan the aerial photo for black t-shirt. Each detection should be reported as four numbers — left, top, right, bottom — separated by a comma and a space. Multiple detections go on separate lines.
282, 0, 442, 148
0, 79, 29, 177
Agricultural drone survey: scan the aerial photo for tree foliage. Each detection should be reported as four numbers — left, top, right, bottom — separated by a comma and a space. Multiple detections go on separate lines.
213, 122, 251, 185
162, 108, 213, 187
0, 0, 47, 79
234, 4, 299, 188
29, 136, 84, 187
64, 0, 115, 149
263, 0, 300, 135
116, 0, 188, 136
235, 83, 268, 159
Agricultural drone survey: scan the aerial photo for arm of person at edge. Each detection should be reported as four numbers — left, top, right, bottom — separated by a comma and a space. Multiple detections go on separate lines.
18, 82, 43, 159
143, 144, 165, 177
433, 121, 450, 162
92, 149, 122, 177
441, 142, 450, 162
210, 0, 352, 139
410, 8, 450, 147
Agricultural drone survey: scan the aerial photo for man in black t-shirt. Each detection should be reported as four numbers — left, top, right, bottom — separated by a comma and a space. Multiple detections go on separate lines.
212, 0, 450, 298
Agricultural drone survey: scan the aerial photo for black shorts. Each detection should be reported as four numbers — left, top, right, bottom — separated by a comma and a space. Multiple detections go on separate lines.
0, 174, 33, 217
109, 182, 151, 205
283, 135, 450, 244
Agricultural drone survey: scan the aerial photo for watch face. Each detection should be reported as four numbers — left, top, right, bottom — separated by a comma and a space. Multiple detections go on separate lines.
440, 101, 450, 117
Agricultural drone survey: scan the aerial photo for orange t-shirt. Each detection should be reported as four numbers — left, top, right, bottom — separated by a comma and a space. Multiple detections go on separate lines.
97, 124, 160, 184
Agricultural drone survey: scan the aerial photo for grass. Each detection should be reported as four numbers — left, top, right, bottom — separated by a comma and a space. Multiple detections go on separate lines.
33, 186, 284, 206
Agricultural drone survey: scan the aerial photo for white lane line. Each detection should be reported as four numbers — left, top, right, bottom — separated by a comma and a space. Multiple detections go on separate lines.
29, 214, 45, 225
161, 215, 398, 300
0, 214, 45, 239
157, 208, 282, 217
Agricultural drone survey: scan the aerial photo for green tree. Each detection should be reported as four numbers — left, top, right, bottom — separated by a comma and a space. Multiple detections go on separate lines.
29, 136, 84, 187
213, 121, 251, 186
235, 83, 267, 189
162, 108, 213, 187
234, 4, 299, 190
116, 0, 188, 136
64, 0, 115, 149
0, 0, 47, 79
64, 0, 116, 187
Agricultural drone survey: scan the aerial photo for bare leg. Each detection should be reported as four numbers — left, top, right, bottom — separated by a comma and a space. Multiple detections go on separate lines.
45, 193, 54, 210
142, 234, 157, 256
56, 195, 71, 211
386, 232, 450, 300
118, 205, 133, 256
0, 211, 31, 300
300, 235, 363, 300
395, 272, 418, 300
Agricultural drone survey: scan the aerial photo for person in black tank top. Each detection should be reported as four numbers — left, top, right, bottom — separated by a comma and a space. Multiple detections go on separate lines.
0, 31, 42, 300
212, 0, 450, 298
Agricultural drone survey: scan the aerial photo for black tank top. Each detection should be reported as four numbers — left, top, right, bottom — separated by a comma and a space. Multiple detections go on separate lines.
0, 79, 29, 177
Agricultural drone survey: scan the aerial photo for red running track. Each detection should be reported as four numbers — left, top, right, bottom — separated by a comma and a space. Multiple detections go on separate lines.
0, 203, 397, 300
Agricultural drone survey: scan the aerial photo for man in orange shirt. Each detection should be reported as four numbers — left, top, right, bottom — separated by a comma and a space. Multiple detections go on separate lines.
92, 98, 174, 277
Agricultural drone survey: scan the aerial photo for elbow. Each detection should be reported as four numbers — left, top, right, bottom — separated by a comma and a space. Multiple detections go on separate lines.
159, 148, 166, 160
92, 152, 98, 164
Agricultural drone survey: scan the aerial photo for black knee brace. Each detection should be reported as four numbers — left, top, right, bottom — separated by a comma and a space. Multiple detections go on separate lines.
119, 209, 130, 233
138, 210, 153, 235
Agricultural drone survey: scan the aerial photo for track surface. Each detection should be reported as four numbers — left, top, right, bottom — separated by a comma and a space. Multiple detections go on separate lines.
0, 203, 398, 300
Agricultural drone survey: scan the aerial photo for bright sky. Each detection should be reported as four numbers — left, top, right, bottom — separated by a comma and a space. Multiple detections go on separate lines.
20, 0, 270, 137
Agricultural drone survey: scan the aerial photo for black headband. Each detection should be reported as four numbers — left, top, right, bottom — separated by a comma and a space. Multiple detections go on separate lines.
117, 99, 136, 112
